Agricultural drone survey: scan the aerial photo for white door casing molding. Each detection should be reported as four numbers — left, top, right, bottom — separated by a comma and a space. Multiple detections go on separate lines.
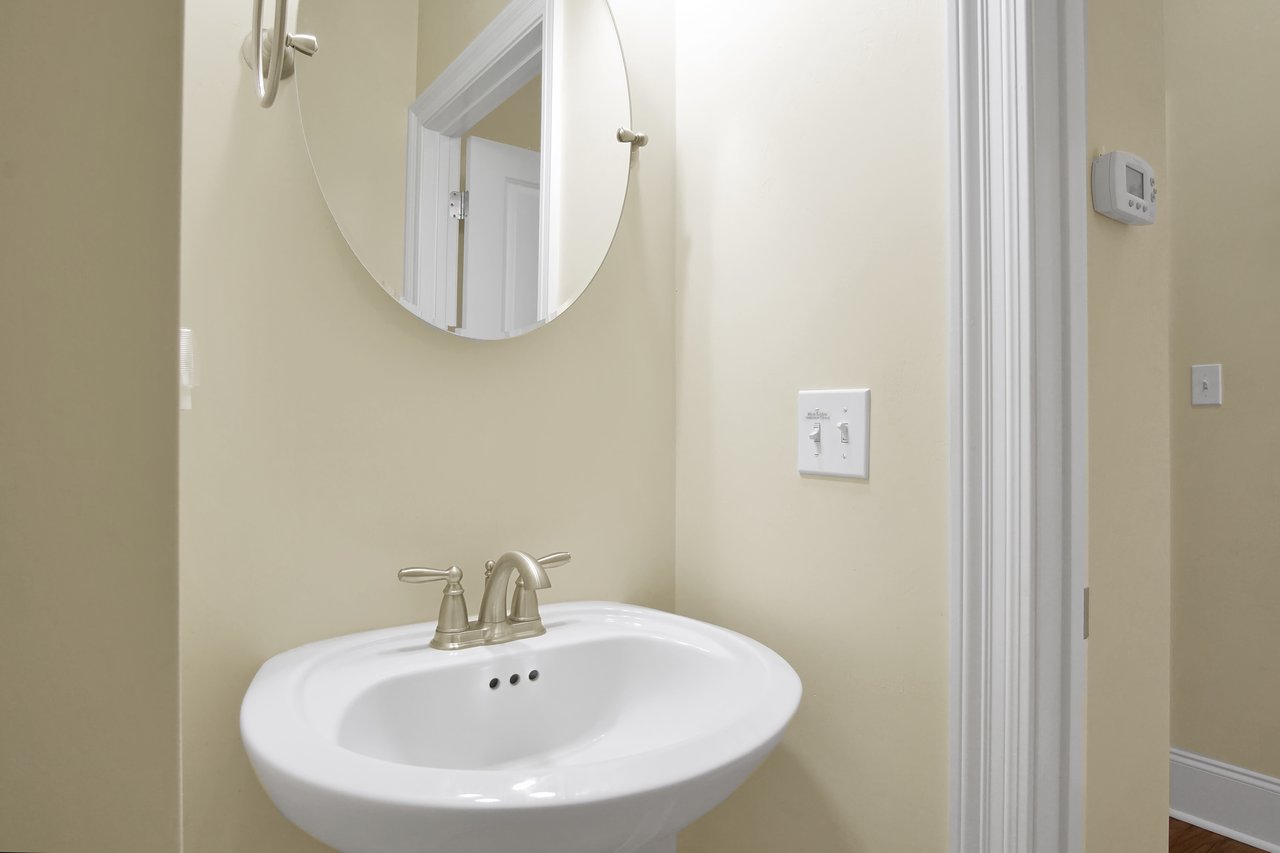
401, 0, 549, 326
949, 0, 1087, 851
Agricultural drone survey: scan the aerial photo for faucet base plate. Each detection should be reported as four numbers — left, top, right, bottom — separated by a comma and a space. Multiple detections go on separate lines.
429, 618, 546, 651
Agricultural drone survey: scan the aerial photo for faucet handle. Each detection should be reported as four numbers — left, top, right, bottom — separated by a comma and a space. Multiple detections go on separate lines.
397, 566, 470, 634
511, 553, 571, 623
398, 565, 462, 583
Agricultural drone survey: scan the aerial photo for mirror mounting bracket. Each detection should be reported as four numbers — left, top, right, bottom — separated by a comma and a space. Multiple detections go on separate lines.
617, 128, 649, 148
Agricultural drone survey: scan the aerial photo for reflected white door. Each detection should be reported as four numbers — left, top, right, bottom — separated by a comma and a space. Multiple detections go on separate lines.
461, 137, 541, 338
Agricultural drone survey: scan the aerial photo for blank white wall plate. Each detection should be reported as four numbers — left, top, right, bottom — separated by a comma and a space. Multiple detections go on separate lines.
797, 389, 870, 479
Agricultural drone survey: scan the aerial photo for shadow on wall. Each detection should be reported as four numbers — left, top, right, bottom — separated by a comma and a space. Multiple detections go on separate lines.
679, 744, 856, 852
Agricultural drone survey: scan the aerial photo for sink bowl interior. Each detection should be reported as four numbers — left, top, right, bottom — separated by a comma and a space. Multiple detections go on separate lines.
334, 631, 747, 771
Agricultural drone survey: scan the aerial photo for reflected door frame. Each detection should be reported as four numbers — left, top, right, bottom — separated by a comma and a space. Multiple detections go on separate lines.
948, 1, 1088, 852
401, 0, 552, 333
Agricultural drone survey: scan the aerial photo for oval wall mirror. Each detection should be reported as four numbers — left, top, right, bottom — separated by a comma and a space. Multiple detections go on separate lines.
296, 0, 633, 340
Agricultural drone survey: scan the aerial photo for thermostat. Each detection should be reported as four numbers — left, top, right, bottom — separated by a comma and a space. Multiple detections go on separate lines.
1092, 151, 1157, 225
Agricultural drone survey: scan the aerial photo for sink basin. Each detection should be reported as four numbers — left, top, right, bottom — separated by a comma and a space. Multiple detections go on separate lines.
240, 602, 801, 853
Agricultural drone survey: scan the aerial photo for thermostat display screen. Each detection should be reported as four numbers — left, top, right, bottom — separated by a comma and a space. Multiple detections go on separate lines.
1126, 165, 1144, 199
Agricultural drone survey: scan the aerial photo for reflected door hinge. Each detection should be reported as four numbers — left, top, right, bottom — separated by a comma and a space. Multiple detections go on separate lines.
449, 190, 469, 221
1083, 586, 1090, 640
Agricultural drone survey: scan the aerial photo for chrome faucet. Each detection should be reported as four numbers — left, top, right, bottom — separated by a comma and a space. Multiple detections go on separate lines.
398, 550, 570, 650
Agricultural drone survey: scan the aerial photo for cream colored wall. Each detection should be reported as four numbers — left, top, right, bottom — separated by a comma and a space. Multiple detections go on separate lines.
0, 3, 182, 852
178, 0, 674, 851
1165, 0, 1280, 780
1084, 2, 1172, 850
672, 2, 950, 850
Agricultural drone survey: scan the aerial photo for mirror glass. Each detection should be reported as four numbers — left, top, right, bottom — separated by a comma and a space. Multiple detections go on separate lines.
296, 0, 632, 339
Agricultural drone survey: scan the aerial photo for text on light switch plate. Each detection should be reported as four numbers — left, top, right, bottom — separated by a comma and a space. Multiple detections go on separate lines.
798, 389, 870, 478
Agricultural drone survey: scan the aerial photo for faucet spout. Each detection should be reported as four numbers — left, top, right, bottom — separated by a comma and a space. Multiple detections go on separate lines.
478, 551, 551, 625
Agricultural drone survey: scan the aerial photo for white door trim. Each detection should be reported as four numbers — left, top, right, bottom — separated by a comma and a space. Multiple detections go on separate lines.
400, 0, 550, 325
948, 0, 1087, 851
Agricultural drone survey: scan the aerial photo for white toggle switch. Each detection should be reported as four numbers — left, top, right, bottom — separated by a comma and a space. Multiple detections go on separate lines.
1191, 364, 1223, 406
798, 389, 870, 479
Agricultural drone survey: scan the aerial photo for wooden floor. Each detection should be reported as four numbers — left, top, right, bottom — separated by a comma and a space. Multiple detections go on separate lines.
1170, 818, 1264, 852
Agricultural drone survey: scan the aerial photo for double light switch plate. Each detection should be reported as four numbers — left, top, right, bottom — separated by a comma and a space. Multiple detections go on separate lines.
797, 389, 870, 479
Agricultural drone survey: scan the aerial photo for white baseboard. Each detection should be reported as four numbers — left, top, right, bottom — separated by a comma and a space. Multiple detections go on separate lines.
1170, 747, 1280, 852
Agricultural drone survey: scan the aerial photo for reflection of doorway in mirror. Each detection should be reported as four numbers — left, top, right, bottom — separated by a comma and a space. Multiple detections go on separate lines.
302, 0, 633, 339
461, 137, 541, 338
452, 72, 542, 335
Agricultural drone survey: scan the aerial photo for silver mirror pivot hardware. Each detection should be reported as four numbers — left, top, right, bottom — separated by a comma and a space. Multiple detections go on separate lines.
617, 127, 649, 147
286, 33, 319, 56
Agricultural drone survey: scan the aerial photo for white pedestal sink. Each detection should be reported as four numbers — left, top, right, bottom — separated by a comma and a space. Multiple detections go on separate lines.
241, 602, 800, 853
